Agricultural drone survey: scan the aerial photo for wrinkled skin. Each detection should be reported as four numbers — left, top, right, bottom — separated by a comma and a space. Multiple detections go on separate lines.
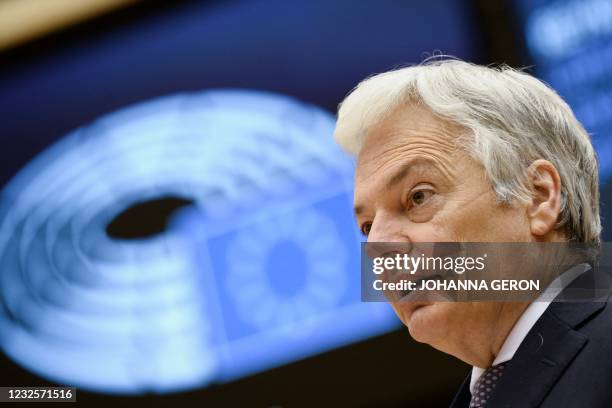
353, 102, 563, 367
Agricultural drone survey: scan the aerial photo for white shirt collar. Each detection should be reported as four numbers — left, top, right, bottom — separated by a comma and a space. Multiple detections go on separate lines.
469, 263, 591, 394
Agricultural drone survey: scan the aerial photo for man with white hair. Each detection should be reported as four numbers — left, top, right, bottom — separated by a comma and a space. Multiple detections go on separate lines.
334, 59, 611, 407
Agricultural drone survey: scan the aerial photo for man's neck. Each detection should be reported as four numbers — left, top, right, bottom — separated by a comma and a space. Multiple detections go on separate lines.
463, 301, 530, 368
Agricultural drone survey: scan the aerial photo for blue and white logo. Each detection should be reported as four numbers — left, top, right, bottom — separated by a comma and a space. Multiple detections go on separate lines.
0, 89, 398, 394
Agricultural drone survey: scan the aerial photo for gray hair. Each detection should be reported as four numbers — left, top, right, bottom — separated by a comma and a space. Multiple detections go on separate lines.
334, 59, 601, 244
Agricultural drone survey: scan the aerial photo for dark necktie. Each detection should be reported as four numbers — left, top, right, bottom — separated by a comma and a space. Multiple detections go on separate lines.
469, 362, 508, 408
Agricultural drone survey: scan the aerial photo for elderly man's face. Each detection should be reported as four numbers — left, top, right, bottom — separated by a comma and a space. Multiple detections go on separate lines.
354, 103, 532, 363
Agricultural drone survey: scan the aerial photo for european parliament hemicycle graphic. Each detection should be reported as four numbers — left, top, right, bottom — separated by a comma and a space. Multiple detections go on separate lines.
0, 90, 398, 394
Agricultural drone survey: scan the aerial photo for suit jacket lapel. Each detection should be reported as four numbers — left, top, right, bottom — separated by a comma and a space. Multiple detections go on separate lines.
449, 375, 471, 408
485, 267, 611, 408
485, 308, 589, 408
449, 309, 593, 408
449, 268, 611, 408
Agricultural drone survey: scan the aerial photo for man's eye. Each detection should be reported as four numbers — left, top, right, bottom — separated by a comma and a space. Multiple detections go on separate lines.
410, 189, 433, 206
361, 221, 372, 236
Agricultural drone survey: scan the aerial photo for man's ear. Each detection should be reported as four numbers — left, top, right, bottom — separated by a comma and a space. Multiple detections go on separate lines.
526, 159, 562, 237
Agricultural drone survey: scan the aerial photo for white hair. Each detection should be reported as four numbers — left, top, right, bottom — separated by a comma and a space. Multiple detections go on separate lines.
334, 59, 601, 244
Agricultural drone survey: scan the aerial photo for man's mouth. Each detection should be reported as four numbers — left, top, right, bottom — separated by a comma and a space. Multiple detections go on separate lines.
395, 274, 444, 301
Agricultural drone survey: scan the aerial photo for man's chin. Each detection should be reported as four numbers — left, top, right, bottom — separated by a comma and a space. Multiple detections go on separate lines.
401, 302, 443, 344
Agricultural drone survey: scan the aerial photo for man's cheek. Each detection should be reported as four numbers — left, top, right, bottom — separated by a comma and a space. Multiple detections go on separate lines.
422, 303, 456, 331
406, 209, 452, 242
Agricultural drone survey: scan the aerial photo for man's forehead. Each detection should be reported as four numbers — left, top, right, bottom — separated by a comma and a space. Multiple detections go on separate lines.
355, 104, 461, 175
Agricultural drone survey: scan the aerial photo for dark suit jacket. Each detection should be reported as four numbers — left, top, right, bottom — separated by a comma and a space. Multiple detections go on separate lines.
450, 267, 612, 408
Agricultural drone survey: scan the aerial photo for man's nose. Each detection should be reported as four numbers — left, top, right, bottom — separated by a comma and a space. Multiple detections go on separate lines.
367, 213, 409, 243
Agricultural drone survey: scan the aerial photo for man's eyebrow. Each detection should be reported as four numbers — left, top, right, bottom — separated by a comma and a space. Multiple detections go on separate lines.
353, 158, 435, 217
386, 162, 412, 190
386, 157, 435, 189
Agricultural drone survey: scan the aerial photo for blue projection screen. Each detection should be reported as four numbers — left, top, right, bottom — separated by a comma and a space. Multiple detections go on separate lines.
516, 0, 612, 178
0, 89, 398, 393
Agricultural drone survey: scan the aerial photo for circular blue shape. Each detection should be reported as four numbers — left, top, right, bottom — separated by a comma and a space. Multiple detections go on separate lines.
266, 241, 308, 296
0, 89, 351, 394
